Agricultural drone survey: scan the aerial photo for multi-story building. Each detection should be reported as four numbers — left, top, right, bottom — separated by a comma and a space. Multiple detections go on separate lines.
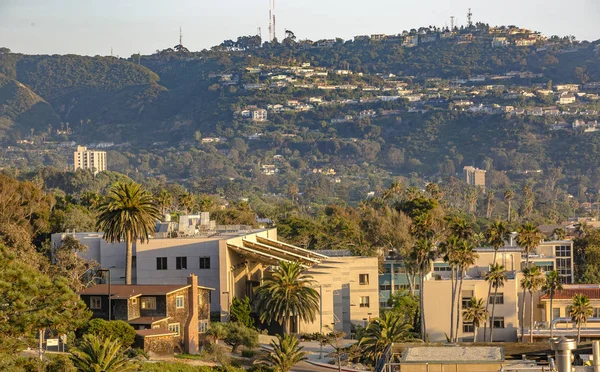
463, 166, 486, 189
73, 145, 107, 174
251, 109, 268, 122
379, 259, 420, 309
79, 274, 211, 355
53, 227, 379, 335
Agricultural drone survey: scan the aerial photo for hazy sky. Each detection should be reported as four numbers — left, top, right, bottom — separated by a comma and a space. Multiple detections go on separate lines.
1, 0, 599, 56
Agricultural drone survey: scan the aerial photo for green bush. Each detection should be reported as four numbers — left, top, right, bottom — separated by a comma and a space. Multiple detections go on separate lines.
84, 319, 137, 347
230, 296, 254, 328
140, 362, 245, 372
241, 349, 256, 358
208, 322, 259, 353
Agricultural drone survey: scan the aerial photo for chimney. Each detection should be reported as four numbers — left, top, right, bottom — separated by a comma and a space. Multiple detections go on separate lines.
185, 274, 199, 354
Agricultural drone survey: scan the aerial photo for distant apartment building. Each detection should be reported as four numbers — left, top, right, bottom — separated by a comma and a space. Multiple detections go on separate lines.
464, 166, 486, 189
251, 109, 268, 122
73, 145, 106, 174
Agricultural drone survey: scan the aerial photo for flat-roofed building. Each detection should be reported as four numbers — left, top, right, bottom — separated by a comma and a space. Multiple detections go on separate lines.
464, 165, 486, 189
74, 145, 107, 174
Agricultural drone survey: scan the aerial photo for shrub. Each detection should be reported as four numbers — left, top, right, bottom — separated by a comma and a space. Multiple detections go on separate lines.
84, 319, 137, 348
208, 322, 258, 353
241, 349, 256, 358
230, 297, 254, 328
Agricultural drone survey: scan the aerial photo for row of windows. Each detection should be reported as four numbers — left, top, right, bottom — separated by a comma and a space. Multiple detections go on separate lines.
463, 317, 505, 333
156, 257, 211, 270
555, 245, 572, 257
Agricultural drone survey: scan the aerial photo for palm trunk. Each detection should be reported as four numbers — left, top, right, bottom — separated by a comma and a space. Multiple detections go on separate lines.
483, 251, 498, 342
507, 200, 512, 222
473, 326, 478, 343
420, 270, 426, 341
450, 268, 456, 342
455, 269, 465, 343
550, 296, 554, 339
529, 291, 534, 343
490, 286, 498, 342
125, 235, 133, 285
520, 256, 529, 342
577, 324, 581, 344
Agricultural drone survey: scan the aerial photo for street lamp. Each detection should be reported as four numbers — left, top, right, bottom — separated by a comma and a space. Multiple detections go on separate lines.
97, 268, 112, 320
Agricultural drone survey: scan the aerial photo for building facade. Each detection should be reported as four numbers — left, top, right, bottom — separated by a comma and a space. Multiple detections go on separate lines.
73, 145, 107, 174
53, 228, 379, 335
463, 166, 486, 189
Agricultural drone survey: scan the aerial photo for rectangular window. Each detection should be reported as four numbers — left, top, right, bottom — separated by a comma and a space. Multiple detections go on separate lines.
199, 257, 211, 269
463, 322, 474, 333
489, 293, 504, 305
555, 245, 572, 257
552, 307, 561, 319
90, 296, 101, 309
176, 257, 187, 270
380, 301, 389, 308
198, 321, 209, 333
141, 297, 156, 310
359, 274, 369, 285
594, 308, 600, 318
156, 257, 168, 270
462, 298, 471, 308
491, 317, 505, 329
379, 284, 392, 291
168, 323, 180, 336
132, 255, 137, 269
176, 295, 184, 309
131, 298, 138, 305
359, 296, 370, 308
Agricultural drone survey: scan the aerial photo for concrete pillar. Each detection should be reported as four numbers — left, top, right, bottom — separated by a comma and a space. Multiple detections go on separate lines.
185, 274, 199, 354
550, 336, 577, 372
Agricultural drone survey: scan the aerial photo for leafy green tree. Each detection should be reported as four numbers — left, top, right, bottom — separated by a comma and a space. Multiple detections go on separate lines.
485, 264, 507, 342
207, 322, 258, 353
230, 296, 255, 328
50, 235, 98, 292
462, 297, 488, 342
255, 261, 320, 334
520, 266, 545, 342
0, 245, 90, 355
256, 334, 307, 372
542, 270, 563, 339
96, 182, 161, 284
84, 319, 137, 348
359, 311, 415, 363
570, 294, 593, 343
71, 334, 138, 372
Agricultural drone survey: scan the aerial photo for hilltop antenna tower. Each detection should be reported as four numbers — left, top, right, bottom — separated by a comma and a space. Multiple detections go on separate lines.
467, 8, 473, 28
450, 16, 455, 31
179, 26, 183, 46
268, 0, 276, 41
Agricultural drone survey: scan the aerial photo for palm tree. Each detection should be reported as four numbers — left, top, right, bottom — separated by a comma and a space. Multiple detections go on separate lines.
542, 270, 563, 338
410, 238, 437, 340
462, 297, 488, 342
454, 240, 478, 343
575, 222, 590, 239
504, 189, 514, 222
256, 334, 307, 372
521, 266, 545, 342
483, 220, 508, 341
178, 192, 195, 214
516, 223, 544, 340
156, 189, 172, 215
383, 181, 404, 201
441, 234, 461, 342
485, 264, 507, 342
96, 182, 160, 284
359, 311, 415, 363
485, 190, 496, 218
255, 261, 320, 334
552, 228, 567, 240
570, 294, 593, 343
71, 334, 137, 372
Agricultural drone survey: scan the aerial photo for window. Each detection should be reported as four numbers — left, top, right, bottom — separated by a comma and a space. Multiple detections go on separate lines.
199, 257, 211, 269
489, 293, 504, 305
141, 297, 156, 310
132, 255, 137, 269
491, 317, 505, 329
168, 323, 180, 336
198, 320, 209, 333
463, 322, 474, 333
594, 308, 600, 318
176, 295, 185, 309
555, 245, 572, 257
359, 274, 369, 285
131, 298, 138, 305
552, 307, 561, 319
90, 296, 101, 309
156, 257, 168, 270
380, 301, 389, 308
359, 296, 370, 308
462, 297, 471, 308
380, 284, 391, 291
434, 264, 452, 272
176, 256, 187, 270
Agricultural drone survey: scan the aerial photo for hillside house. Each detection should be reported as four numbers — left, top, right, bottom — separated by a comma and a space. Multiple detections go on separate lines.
558, 93, 576, 105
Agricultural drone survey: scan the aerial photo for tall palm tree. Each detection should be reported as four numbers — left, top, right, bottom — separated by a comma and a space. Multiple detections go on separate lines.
178, 192, 195, 214
256, 334, 308, 372
542, 270, 563, 338
516, 223, 544, 341
485, 190, 496, 219
570, 294, 593, 343
483, 220, 508, 342
454, 240, 478, 342
462, 297, 488, 342
441, 234, 461, 342
552, 228, 567, 240
255, 261, 320, 334
410, 238, 437, 340
156, 189, 172, 215
485, 264, 507, 342
71, 334, 137, 372
504, 189, 514, 222
383, 181, 404, 201
359, 311, 415, 363
520, 266, 545, 342
96, 182, 160, 284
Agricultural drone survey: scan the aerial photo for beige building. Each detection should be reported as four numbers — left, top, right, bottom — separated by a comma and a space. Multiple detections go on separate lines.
423, 240, 574, 342
51, 227, 378, 335
464, 166, 486, 189
74, 145, 107, 174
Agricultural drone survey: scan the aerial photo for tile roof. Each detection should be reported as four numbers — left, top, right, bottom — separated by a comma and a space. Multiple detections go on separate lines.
541, 287, 600, 300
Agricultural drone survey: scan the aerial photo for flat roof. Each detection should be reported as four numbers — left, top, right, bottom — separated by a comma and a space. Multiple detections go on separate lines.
401, 346, 504, 363
80, 284, 213, 299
